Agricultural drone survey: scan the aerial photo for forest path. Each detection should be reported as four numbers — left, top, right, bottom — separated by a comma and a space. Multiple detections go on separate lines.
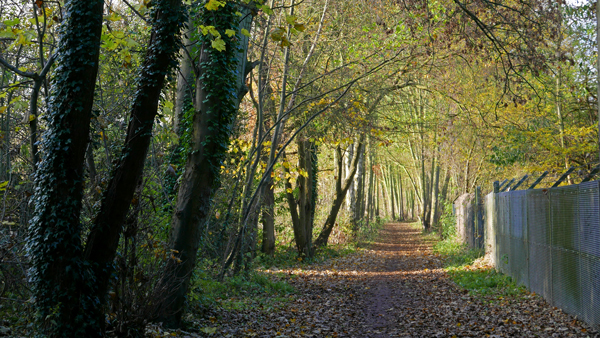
192, 222, 597, 337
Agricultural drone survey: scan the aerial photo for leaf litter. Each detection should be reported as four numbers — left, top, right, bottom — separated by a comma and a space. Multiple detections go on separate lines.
148, 223, 598, 337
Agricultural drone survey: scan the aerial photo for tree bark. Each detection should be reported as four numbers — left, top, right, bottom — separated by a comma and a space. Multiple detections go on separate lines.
344, 143, 355, 212
83, 1, 183, 330
430, 164, 440, 230
434, 168, 450, 229
260, 0, 328, 254
173, 16, 194, 135
157, 4, 254, 328
285, 137, 316, 257
386, 165, 396, 220
399, 174, 404, 221
352, 142, 365, 230
314, 137, 364, 247
28, 0, 104, 336
366, 142, 375, 226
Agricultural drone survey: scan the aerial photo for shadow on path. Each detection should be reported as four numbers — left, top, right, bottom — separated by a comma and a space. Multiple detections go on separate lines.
197, 222, 598, 337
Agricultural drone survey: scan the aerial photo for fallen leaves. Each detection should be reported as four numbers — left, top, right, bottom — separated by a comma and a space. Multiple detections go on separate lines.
149, 223, 598, 338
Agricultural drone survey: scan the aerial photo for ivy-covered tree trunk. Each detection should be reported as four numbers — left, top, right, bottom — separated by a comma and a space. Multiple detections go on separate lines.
157, 3, 254, 328
83, 0, 183, 329
314, 138, 364, 247
28, 0, 104, 336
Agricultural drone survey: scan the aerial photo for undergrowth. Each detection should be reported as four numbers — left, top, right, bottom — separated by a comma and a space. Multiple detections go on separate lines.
433, 238, 527, 301
189, 270, 296, 313
188, 216, 387, 316
432, 205, 527, 302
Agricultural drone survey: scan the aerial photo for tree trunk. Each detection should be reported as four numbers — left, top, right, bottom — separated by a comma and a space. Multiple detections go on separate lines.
352, 142, 365, 230
314, 138, 364, 247
423, 151, 436, 231
387, 166, 396, 220
393, 171, 401, 221
366, 143, 375, 226
83, 0, 183, 331
283, 137, 317, 257
260, 0, 326, 255
434, 168, 451, 229
430, 165, 441, 230
173, 16, 194, 135
345, 143, 355, 212
28, 0, 104, 336
157, 3, 254, 328
261, 181, 276, 254
410, 189, 415, 220
399, 174, 404, 221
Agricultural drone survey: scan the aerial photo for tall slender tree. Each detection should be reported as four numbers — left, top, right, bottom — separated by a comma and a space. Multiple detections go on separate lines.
28, 0, 104, 336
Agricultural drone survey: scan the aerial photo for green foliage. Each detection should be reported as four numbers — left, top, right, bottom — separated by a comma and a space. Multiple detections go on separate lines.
254, 244, 359, 270
434, 238, 526, 300
193, 0, 240, 185
432, 204, 525, 300
354, 216, 387, 246
164, 101, 194, 202
434, 239, 483, 268
188, 268, 295, 312
439, 201, 456, 240
447, 267, 523, 298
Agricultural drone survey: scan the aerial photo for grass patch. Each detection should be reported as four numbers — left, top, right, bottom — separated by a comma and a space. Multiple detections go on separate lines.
253, 244, 359, 270
255, 217, 387, 270
433, 236, 527, 301
355, 217, 388, 246
188, 217, 387, 316
189, 270, 296, 312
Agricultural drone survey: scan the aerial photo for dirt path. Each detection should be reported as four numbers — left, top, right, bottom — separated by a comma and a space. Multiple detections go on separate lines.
193, 222, 598, 337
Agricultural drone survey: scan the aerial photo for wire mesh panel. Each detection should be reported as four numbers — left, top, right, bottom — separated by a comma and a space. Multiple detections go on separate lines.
490, 181, 600, 330
552, 249, 582, 315
495, 192, 503, 268
510, 191, 527, 239
579, 181, 600, 259
578, 181, 600, 327
551, 186, 580, 251
510, 190, 528, 288
496, 192, 511, 274
476, 192, 485, 249
485, 193, 496, 266
579, 255, 600, 327
550, 186, 581, 317
527, 189, 552, 300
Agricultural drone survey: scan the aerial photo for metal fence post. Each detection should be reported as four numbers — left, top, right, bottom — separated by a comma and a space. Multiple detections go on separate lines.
500, 178, 515, 192
551, 167, 575, 187
529, 171, 549, 189
511, 174, 529, 191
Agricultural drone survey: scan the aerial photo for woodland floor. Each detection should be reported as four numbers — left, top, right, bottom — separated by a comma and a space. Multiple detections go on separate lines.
161, 223, 599, 338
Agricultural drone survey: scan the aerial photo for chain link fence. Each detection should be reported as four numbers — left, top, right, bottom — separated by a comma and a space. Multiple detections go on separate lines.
456, 181, 600, 328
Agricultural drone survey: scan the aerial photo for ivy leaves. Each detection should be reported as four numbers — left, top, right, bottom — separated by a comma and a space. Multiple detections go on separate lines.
198, 24, 235, 52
